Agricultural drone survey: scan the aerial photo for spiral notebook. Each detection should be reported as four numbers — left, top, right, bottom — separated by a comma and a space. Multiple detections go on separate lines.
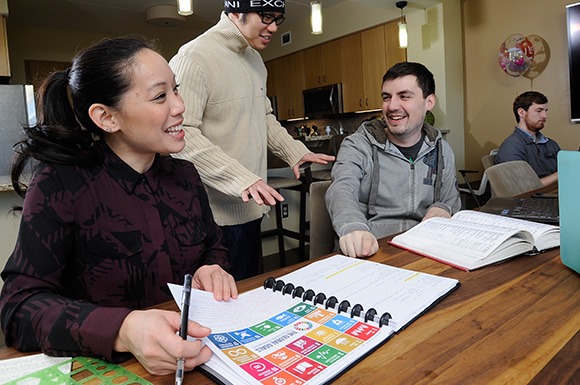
169, 255, 460, 385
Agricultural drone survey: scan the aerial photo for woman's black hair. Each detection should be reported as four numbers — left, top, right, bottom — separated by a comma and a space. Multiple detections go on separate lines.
11, 36, 154, 199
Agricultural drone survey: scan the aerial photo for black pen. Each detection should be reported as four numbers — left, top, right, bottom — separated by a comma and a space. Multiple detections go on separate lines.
176, 274, 192, 385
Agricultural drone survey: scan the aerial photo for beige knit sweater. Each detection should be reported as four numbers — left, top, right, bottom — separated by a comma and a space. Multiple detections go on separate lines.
170, 12, 309, 226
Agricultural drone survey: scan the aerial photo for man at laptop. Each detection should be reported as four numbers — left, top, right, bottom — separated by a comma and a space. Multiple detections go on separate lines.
495, 91, 560, 186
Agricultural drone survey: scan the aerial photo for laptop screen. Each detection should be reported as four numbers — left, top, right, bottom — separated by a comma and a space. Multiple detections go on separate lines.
558, 151, 580, 273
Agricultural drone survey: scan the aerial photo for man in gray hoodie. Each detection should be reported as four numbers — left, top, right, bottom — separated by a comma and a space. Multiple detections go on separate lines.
326, 62, 461, 258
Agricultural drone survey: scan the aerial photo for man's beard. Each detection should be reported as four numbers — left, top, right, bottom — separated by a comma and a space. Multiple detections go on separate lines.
525, 117, 545, 132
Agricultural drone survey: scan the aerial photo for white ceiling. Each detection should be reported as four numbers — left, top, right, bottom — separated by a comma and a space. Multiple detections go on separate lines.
6, 0, 441, 40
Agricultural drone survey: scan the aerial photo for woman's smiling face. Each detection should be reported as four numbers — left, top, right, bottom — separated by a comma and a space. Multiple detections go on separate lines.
104, 48, 186, 172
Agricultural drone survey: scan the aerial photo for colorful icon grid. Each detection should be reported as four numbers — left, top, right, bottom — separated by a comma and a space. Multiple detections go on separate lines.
207, 302, 380, 384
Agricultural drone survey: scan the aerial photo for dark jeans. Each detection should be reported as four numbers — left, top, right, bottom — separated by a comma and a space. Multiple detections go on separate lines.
220, 217, 263, 281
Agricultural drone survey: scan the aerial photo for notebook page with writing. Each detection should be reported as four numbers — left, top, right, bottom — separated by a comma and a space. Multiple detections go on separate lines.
276, 254, 459, 331
169, 283, 396, 385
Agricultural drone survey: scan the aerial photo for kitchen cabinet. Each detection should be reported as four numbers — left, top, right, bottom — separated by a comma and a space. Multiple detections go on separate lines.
384, 19, 407, 70
267, 51, 304, 120
341, 24, 385, 112
0, 16, 9, 77
339, 33, 364, 112
303, 39, 342, 89
360, 24, 388, 110
340, 20, 406, 113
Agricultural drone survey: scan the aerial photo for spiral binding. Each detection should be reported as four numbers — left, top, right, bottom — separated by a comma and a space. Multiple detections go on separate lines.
263, 277, 392, 327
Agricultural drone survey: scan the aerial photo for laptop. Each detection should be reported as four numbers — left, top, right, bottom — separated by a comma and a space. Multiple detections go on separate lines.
557, 151, 580, 274
480, 195, 559, 225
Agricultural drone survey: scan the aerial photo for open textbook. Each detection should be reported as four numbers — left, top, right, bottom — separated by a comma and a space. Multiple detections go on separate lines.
389, 210, 559, 271
168, 255, 459, 385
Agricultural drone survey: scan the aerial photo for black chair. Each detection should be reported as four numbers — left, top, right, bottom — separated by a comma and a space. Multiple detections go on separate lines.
457, 150, 497, 208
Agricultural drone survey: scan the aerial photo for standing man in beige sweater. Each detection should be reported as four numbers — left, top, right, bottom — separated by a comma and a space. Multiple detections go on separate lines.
170, 0, 333, 280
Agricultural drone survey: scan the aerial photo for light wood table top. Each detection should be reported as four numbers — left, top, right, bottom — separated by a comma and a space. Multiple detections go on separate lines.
1, 238, 578, 384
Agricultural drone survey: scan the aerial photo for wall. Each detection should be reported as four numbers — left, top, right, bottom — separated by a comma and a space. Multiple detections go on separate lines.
463, 0, 580, 171
407, 0, 465, 169
6, 24, 190, 84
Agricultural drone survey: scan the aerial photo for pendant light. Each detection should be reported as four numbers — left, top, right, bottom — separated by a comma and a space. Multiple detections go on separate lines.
177, 0, 193, 16
311, 1, 323, 35
396, 1, 408, 48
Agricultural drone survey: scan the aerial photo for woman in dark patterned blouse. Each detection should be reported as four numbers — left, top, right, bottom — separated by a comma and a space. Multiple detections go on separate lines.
0, 37, 237, 376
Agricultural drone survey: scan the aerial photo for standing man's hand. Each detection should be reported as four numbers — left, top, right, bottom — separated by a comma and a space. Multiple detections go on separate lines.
293, 153, 335, 179
241, 179, 284, 206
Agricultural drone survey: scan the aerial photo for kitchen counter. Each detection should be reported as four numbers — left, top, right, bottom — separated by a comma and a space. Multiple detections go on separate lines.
302, 134, 333, 141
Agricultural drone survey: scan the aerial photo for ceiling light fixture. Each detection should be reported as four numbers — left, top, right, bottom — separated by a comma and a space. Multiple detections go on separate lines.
311, 1, 323, 35
396, 1, 408, 49
177, 0, 193, 16
147, 5, 186, 28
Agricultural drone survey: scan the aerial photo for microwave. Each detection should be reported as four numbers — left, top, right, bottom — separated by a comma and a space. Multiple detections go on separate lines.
303, 83, 343, 117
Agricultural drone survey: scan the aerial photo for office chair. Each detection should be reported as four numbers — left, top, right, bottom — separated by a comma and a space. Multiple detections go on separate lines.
481, 150, 498, 170
308, 180, 335, 260
486, 160, 543, 197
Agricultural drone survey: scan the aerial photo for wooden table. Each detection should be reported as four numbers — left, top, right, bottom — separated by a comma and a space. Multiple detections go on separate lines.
1, 238, 578, 384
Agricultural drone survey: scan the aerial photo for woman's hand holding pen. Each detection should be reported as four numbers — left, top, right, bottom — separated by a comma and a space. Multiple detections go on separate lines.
114, 309, 212, 375
114, 266, 237, 375
192, 264, 238, 301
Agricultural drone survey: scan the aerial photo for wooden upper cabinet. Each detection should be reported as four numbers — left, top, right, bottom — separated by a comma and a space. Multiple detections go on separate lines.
303, 39, 342, 89
269, 51, 305, 120
340, 33, 365, 113
360, 24, 388, 110
384, 18, 407, 69
345, 20, 405, 113
0, 16, 10, 77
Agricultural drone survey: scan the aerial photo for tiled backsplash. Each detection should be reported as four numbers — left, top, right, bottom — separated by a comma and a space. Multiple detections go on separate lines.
280, 111, 382, 138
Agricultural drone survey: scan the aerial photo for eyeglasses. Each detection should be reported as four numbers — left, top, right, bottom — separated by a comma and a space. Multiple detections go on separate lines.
258, 12, 285, 26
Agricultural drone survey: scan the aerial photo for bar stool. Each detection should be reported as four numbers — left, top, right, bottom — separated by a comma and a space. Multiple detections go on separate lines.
262, 163, 312, 267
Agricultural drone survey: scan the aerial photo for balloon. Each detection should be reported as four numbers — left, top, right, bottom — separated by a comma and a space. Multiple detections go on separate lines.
523, 34, 550, 80
498, 33, 531, 77
520, 37, 535, 61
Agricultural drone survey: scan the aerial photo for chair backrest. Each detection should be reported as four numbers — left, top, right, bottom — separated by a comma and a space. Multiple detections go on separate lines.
308, 180, 335, 260
486, 160, 543, 197
481, 154, 496, 170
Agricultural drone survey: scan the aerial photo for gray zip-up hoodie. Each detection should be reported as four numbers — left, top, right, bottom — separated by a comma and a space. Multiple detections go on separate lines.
326, 119, 461, 239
